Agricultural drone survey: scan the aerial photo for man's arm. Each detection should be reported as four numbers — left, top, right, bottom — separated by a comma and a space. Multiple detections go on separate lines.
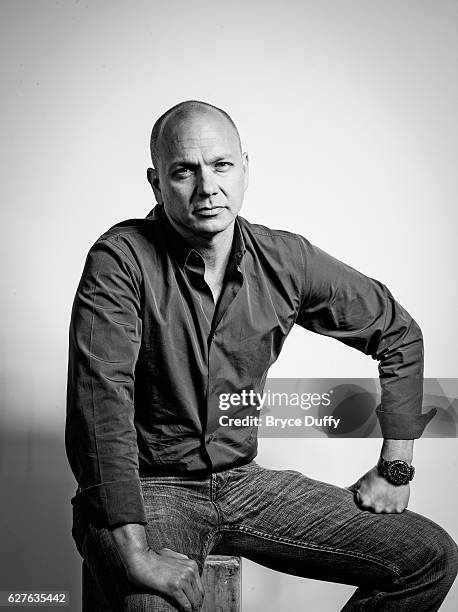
65, 238, 146, 526
65, 238, 203, 610
294, 237, 435, 512
110, 523, 204, 612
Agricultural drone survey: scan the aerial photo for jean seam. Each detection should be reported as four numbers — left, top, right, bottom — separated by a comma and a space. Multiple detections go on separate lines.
366, 590, 386, 611
221, 526, 402, 577
210, 475, 224, 530
202, 529, 224, 565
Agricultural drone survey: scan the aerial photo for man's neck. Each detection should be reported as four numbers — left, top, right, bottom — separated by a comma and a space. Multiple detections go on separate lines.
194, 230, 234, 275
164, 210, 235, 276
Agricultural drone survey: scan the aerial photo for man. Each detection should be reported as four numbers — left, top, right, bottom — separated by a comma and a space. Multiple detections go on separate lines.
66, 100, 457, 611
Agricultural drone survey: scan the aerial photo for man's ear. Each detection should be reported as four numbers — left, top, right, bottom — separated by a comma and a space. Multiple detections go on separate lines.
242, 152, 249, 192
146, 167, 163, 205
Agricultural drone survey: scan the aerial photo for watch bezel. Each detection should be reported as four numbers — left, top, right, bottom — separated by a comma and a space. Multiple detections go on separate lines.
378, 457, 415, 486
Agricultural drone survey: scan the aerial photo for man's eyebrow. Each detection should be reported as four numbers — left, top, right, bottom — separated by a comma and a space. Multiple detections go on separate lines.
169, 160, 197, 169
168, 153, 237, 170
210, 153, 237, 162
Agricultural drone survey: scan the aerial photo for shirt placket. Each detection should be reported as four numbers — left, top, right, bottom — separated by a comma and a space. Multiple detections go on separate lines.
185, 249, 244, 463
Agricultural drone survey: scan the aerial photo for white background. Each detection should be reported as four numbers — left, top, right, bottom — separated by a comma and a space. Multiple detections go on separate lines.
1, 1, 456, 610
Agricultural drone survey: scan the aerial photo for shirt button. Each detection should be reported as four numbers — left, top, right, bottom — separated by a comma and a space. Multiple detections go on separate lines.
205, 433, 214, 443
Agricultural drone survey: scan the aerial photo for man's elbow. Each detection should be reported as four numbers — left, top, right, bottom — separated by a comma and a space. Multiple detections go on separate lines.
409, 317, 423, 347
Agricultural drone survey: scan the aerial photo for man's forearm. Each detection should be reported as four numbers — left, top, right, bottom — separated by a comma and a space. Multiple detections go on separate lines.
111, 523, 149, 570
381, 439, 414, 463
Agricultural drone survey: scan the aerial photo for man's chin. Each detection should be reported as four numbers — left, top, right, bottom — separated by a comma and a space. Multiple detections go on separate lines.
191, 210, 235, 235
193, 218, 233, 237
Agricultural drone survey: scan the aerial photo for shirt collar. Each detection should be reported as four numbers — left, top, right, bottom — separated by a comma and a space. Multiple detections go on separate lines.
147, 204, 246, 270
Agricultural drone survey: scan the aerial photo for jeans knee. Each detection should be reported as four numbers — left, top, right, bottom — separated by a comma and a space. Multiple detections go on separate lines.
439, 529, 458, 584
423, 525, 458, 586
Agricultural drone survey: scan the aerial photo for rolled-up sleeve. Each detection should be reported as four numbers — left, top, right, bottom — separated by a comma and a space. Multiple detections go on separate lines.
295, 236, 436, 439
65, 237, 147, 527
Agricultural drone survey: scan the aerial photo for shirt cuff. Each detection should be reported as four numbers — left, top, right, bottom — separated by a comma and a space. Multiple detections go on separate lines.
71, 479, 147, 528
375, 406, 437, 439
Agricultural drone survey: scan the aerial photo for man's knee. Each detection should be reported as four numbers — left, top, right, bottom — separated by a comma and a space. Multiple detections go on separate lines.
430, 526, 458, 585
411, 521, 458, 587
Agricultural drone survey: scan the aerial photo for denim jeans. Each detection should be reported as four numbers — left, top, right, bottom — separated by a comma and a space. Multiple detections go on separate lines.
72, 461, 458, 611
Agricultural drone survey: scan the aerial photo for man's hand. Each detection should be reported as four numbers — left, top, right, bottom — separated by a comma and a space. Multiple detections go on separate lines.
124, 547, 204, 612
110, 523, 204, 612
348, 466, 410, 514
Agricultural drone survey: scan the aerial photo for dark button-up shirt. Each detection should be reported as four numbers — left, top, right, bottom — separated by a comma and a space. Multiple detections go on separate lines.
65, 204, 435, 527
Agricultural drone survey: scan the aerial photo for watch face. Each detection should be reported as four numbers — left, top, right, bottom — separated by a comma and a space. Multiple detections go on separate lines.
387, 460, 411, 485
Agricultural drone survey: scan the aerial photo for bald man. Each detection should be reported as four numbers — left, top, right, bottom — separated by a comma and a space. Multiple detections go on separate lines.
66, 101, 457, 611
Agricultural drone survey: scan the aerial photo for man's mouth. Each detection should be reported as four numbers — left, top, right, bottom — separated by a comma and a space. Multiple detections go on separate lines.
194, 206, 225, 217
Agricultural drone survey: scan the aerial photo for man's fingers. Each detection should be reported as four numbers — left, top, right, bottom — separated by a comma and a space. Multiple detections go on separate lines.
190, 570, 205, 605
346, 480, 361, 493
177, 564, 203, 612
353, 486, 409, 514
188, 560, 204, 606
190, 564, 204, 599
161, 547, 190, 559
170, 587, 194, 612
356, 495, 406, 514
181, 578, 201, 611
181, 559, 204, 604
347, 485, 362, 503
356, 493, 372, 510
161, 552, 203, 609
354, 491, 377, 512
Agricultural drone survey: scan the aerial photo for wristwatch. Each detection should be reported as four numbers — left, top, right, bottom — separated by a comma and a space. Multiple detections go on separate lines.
377, 457, 415, 486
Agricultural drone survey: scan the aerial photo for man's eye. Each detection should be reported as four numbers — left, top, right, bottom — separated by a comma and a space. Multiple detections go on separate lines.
174, 168, 192, 178
215, 162, 233, 171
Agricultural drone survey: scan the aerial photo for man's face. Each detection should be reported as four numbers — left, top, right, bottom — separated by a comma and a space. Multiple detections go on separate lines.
149, 110, 248, 239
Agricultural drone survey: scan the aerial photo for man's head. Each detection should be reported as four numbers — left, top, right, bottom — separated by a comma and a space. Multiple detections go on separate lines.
147, 100, 249, 240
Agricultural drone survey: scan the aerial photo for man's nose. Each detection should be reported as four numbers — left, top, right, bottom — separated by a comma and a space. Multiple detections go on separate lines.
196, 168, 218, 197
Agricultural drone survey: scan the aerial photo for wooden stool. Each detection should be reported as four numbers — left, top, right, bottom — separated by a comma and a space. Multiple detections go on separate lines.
82, 555, 241, 611
201, 555, 241, 611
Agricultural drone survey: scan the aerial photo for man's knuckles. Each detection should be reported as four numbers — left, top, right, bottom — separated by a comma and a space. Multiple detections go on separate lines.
358, 494, 407, 514
183, 565, 196, 579
357, 491, 375, 507
160, 547, 189, 559
187, 559, 199, 572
